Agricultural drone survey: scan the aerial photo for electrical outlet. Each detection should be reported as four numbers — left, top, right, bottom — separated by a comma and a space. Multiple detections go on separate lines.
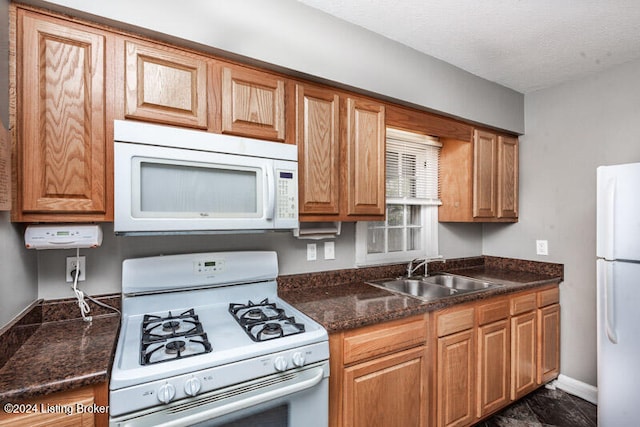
536, 240, 549, 256
306, 243, 317, 261
324, 242, 335, 260
66, 256, 86, 282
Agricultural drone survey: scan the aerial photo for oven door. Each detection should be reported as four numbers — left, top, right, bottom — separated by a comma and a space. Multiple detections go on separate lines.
109, 361, 329, 427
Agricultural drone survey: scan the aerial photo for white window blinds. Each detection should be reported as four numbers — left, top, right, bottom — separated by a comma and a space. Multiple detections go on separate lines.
386, 128, 441, 205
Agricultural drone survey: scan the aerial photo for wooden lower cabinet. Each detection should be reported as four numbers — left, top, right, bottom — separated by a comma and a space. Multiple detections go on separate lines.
511, 310, 538, 400
477, 319, 510, 418
437, 329, 475, 427
330, 314, 429, 427
329, 285, 560, 427
537, 304, 561, 384
343, 346, 428, 427
433, 285, 560, 427
0, 383, 108, 427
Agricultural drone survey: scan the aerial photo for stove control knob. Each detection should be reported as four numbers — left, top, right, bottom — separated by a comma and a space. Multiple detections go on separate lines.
184, 376, 202, 397
292, 352, 306, 367
274, 356, 288, 372
157, 382, 176, 404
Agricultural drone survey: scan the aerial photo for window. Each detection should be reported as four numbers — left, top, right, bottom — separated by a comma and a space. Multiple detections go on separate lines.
356, 128, 441, 265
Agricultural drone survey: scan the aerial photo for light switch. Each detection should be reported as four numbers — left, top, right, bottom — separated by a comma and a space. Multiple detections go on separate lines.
324, 242, 335, 260
536, 240, 548, 256
307, 243, 317, 261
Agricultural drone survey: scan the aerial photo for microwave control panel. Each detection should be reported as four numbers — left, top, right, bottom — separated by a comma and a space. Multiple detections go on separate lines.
276, 169, 298, 220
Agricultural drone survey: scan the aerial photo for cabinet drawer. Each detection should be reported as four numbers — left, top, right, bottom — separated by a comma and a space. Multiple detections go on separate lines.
343, 315, 428, 365
478, 298, 509, 325
437, 306, 475, 337
538, 286, 560, 308
510, 292, 537, 315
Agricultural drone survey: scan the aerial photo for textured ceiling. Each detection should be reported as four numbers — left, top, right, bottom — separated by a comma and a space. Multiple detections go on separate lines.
296, 0, 640, 93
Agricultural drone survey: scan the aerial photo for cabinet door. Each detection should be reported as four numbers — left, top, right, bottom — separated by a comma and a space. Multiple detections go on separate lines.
343, 346, 428, 427
345, 97, 385, 217
511, 311, 537, 400
497, 135, 518, 219
296, 84, 340, 217
537, 304, 560, 384
477, 320, 510, 418
17, 11, 109, 220
220, 65, 286, 141
437, 329, 475, 427
472, 130, 497, 218
124, 40, 208, 128
0, 386, 95, 426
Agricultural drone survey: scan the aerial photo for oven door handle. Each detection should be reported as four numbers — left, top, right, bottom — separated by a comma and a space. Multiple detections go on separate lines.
151, 366, 325, 427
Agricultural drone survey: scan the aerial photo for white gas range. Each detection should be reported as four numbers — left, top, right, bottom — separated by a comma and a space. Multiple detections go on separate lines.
109, 251, 329, 427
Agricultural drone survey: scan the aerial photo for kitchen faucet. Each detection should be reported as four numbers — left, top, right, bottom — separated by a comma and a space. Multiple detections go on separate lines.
406, 257, 445, 278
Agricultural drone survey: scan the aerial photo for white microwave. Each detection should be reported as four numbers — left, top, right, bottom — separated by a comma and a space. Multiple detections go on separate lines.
114, 120, 298, 235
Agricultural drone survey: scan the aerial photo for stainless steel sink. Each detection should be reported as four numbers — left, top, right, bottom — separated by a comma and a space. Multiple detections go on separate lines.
366, 273, 502, 301
421, 273, 500, 292
372, 278, 460, 299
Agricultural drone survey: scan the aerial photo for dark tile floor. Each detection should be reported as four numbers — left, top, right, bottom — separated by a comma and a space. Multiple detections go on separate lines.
474, 386, 597, 427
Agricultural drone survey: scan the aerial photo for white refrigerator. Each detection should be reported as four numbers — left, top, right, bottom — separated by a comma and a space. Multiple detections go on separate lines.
596, 162, 640, 426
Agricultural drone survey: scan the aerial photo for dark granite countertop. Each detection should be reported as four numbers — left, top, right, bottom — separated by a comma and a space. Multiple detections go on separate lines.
280, 257, 563, 333
0, 256, 561, 403
0, 296, 120, 403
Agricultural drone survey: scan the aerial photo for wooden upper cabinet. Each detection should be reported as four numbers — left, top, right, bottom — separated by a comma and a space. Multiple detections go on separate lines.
344, 96, 385, 217
219, 64, 286, 142
14, 9, 112, 221
497, 135, 519, 219
473, 130, 498, 218
124, 40, 208, 129
296, 84, 340, 217
439, 129, 518, 223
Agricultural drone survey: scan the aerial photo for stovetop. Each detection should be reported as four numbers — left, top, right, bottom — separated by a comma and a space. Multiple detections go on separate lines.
109, 251, 330, 419
111, 281, 327, 390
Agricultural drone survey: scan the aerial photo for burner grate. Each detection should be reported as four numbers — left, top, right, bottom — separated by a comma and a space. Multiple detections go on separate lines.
140, 308, 212, 365
229, 298, 305, 342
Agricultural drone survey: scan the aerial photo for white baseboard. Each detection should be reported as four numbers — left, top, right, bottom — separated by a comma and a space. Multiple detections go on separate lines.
551, 374, 597, 405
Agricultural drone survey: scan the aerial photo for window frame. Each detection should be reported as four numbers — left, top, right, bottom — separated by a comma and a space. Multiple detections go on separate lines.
355, 128, 441, 266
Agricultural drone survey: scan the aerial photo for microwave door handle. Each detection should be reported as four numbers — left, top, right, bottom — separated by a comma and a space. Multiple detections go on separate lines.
265, 168, 275, 220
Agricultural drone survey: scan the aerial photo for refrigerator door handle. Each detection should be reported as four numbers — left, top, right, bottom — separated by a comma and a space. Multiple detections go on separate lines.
604, 263, 618, 344
604, 177, 616, 260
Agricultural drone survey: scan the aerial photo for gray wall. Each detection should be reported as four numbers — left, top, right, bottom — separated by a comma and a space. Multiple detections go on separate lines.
37, 223, 483, 300
0, 0, 39, 328
483, 58, 640, 387
0, 214, 38, 327
27, 0, 524, 134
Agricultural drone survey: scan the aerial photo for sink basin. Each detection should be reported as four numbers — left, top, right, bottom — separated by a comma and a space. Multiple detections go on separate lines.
422, 273, 500, 292
372, 278, 459, 299
366, 273, 502, 301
